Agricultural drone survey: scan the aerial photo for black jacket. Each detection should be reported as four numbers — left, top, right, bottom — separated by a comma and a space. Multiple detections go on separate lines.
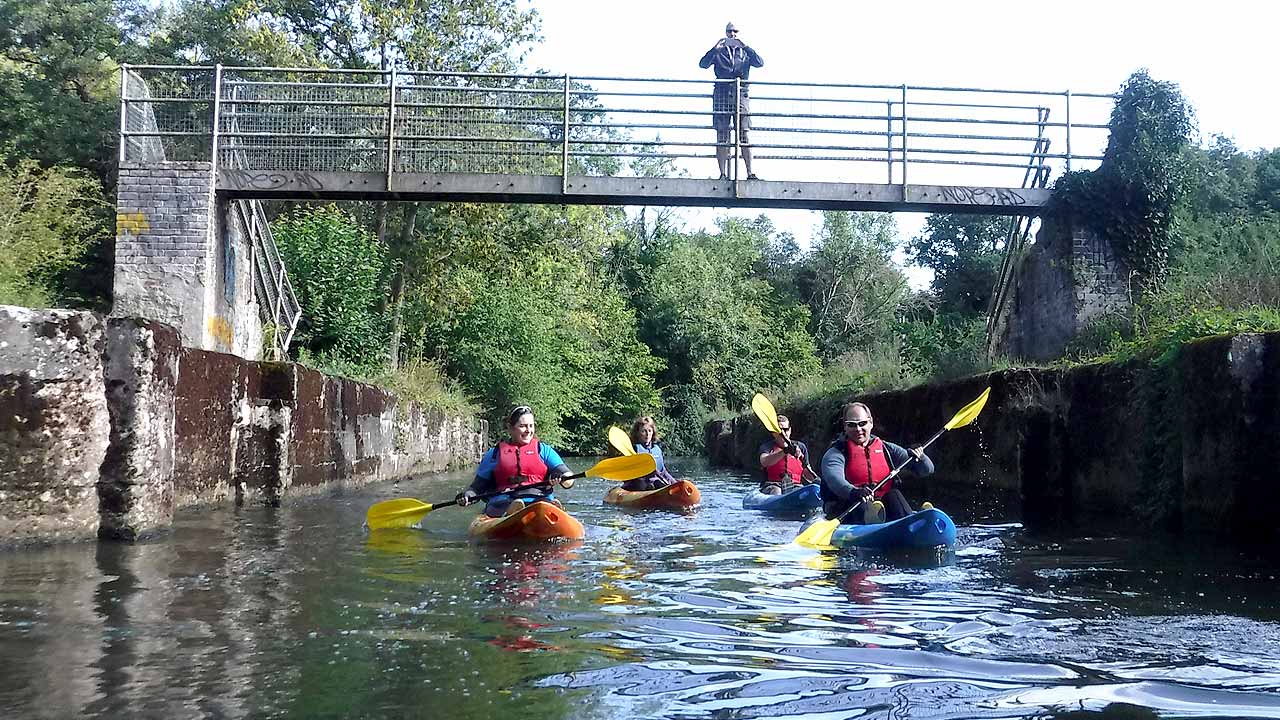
699, 39, 764, 80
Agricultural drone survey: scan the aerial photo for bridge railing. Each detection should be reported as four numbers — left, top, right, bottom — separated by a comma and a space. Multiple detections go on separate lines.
121, 65, 1114, 189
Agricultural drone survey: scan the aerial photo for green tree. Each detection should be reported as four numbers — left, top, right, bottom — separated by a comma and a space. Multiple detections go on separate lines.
0, 0, 154, 178
798, 211, 908, 359
153, 0, 540, 69
273, 205, 390, 366
427, 255, 660, 452
908, 214, 1008, 317
0, 161, 106, 307
641, 222, 820, 428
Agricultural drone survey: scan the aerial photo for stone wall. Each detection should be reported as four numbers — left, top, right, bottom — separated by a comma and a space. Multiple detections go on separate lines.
0, 307, 487, 547
1000, 216, 1132, 361
708, 332, 1280, 544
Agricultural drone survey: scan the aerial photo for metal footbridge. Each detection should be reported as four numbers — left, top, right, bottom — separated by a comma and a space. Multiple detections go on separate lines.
120, 66, 1113, 215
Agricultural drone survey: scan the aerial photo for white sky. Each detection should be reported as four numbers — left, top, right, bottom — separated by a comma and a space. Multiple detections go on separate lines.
522, 0, 1280, 285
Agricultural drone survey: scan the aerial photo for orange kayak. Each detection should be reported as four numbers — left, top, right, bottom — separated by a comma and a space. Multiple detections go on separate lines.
603, 479, 701, 510
467, 500, 585, 542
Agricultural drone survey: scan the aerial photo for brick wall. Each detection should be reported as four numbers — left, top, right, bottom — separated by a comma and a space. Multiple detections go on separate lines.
114, 162, 215, 347
1001, 216, 1132, 361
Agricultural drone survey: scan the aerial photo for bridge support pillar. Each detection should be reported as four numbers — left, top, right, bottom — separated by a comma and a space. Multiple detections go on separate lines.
999, 216, 1132, 362
113, 162, 262, 358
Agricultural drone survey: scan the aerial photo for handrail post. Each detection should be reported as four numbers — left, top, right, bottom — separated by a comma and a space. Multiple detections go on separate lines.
900, 84, 909, 187
734, 77, 742, 187
118, 64, 129, 163
885, 99, 893, 184
1064, 89, 1073, 172
562, 74, 570, 193
386, 65, 397, 192
210, 64, 223, 171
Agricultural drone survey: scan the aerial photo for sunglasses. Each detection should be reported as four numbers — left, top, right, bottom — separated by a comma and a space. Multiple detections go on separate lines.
844, 419, 870, 429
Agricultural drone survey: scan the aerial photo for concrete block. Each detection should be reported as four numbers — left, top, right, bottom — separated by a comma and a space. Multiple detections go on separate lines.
0, 306, 109, 546
98, 318, 181, 540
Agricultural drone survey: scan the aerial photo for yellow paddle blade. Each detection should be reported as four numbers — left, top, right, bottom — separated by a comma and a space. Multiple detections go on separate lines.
794, 517, 840, 549
751, 392, 782, 434
366, 498, 435, 530
608, 426, 636, 456
587, 452, 656, 481
944, 386, 991, 430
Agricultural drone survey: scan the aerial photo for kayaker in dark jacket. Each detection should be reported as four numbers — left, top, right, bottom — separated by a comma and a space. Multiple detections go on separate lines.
456, 405, 575, 517
623, 416, 679, 491
757, 413, 818, 494
819, 401, 933, 523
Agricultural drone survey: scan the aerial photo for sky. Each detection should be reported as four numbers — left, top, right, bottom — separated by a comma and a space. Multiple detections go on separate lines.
521, 0, 1279, 284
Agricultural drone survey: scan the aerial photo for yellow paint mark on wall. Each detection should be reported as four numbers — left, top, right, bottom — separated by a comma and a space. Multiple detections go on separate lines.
207, 316, 234, 349
116, 212, 150, 235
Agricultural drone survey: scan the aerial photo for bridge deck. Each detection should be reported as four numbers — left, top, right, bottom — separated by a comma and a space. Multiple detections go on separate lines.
217, 170, 1049, 214
123, 66, 1113, 214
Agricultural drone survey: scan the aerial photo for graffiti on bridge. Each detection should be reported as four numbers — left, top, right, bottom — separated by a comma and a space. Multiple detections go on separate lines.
222, 170, 325, 192
938, 186, 1028, 207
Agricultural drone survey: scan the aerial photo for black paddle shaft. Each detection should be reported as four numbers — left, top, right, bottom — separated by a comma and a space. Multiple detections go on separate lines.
454, 473, 583, 508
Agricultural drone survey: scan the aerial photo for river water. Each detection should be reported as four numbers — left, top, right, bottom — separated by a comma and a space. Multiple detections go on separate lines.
3, 459, 1279, 719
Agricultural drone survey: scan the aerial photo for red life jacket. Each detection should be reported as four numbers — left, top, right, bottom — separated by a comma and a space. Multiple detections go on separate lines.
844, 437, 894, 498
493, 437, 549, 492
765, 444, 804, 485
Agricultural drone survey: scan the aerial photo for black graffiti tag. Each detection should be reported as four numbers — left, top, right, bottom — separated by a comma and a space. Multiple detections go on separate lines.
223, 170, 325, 192
938, 186, 1027, 206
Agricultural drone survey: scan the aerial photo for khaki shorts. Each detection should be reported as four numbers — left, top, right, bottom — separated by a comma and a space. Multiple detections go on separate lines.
712, 84, 751, 133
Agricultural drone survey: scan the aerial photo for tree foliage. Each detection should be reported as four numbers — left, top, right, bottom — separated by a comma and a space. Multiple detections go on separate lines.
907, 214, 1008, 317
273, 205, 389, 366
799, 211, 908, 359
0, 160, 106, 307
1050, 69, 1196, 288
150, 0, 540, 69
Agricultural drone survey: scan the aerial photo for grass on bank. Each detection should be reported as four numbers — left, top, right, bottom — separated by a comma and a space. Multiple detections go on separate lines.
296, 349, 480, 418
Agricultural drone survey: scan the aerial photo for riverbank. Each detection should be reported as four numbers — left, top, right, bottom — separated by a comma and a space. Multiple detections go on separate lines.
0, 306, 487, 547
707, 331, 1280, 544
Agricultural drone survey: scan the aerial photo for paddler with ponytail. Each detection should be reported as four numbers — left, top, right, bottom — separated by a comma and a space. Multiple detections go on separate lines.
757, 414, 817, 495
819, 401, 933, 522
456, 405, 576, 517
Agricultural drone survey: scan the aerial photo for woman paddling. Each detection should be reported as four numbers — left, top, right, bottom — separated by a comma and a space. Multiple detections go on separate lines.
819, 401, 932, 523
621, 416, 679, 491
456, 405, 576, 517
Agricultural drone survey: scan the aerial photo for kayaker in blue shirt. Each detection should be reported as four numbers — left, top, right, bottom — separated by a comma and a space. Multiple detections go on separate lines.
623, 416, 679, 491
456, 405, 576, 517
757, 413, 818, 494
819, 401, 933, 523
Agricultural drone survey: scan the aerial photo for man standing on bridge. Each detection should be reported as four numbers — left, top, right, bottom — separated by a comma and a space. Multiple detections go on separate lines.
699, 22, 763, 181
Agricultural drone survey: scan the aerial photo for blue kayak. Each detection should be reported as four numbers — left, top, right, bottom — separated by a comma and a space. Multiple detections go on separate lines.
827, 507, 956, 550
742, 484, 822, 513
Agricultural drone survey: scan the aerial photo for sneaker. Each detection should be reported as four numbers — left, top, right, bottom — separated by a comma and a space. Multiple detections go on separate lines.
747, 173, 760, 180
718, 174, 730, 181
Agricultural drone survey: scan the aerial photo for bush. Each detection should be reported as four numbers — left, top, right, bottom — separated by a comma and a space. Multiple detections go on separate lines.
0, 161, 104, 307
273, 205, 390, 368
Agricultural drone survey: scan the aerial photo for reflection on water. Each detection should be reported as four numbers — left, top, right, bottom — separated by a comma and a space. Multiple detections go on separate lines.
3, 459, 1280, 719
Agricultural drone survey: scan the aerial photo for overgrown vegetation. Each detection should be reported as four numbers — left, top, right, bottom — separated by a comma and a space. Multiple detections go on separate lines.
4, 1, 1277, 454
1050, 70, 1196, 288
0, 161, 106, 307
